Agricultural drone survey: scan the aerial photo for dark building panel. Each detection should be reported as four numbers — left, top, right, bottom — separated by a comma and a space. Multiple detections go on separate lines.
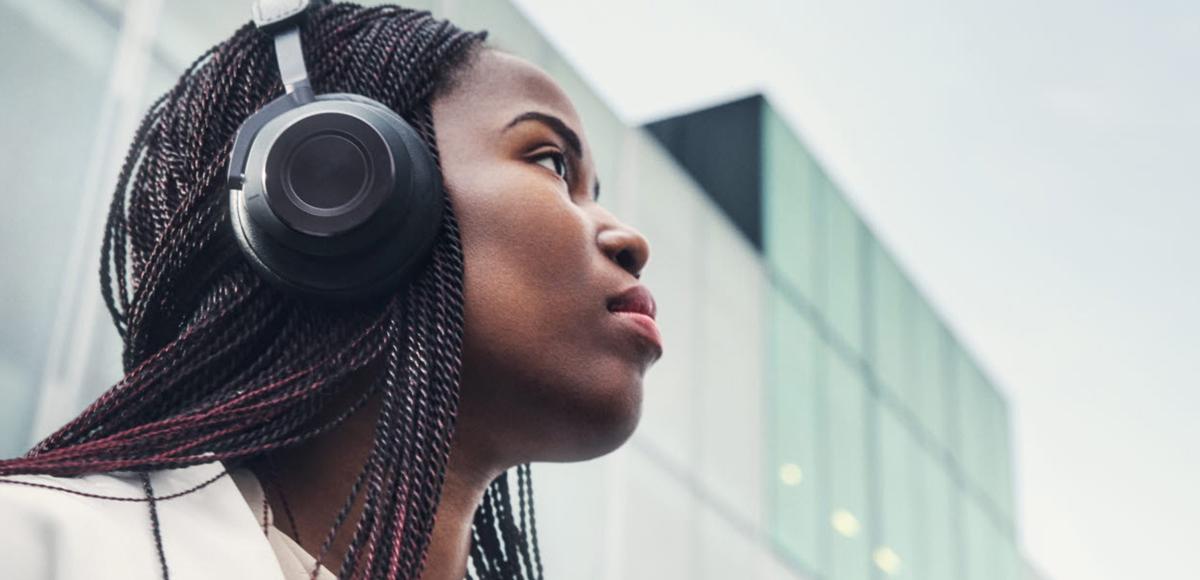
643, 94, 764, 251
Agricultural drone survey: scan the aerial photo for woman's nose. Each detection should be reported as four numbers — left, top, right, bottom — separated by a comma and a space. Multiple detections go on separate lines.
597, 224, 651, 279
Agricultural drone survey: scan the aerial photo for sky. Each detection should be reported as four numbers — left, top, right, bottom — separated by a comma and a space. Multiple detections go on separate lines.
510, 0, 1200, 578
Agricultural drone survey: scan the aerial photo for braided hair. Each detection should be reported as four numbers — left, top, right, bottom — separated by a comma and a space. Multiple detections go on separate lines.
0, 3, 546, 579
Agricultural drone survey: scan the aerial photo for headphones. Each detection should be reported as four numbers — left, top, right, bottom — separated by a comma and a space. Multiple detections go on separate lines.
226, 0, 444, 301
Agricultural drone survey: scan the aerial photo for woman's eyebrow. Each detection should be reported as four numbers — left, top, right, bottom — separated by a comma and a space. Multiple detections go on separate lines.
504, 110, 601, 201
504, 111, 582, 158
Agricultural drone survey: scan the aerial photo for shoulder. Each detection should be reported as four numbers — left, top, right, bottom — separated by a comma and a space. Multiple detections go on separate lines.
0, 468, 156, 579
0, 461, 285, 580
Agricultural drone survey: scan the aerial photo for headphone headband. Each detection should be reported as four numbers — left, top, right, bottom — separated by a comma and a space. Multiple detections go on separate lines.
251, 0, 314, 31
253, 0, 317, 103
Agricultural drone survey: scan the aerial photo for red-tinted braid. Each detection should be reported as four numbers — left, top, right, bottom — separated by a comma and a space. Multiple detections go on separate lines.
1, 4, 547, 579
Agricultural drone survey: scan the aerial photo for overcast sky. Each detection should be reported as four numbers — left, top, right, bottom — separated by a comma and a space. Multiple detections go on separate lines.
510, 1, 1200, 578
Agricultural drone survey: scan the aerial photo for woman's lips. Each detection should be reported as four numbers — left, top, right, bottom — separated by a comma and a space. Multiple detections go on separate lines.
608, 284, 657, 320
610, 310, 664, 359
607, 284, 663, 360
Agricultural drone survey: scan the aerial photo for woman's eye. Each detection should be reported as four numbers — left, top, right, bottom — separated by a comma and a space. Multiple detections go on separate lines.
533, 151, 569, 181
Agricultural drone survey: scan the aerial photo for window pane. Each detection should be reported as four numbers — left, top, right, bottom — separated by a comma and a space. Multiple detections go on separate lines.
913, 438, 959, 580
963, 497, 997, 580
952, 351, 1013, 522
997, 533, 1020, 580
878, 406, 918, 580
767, 288, 825, 576
868, 239, 917, 412
826, 349, 871, 580
913, 301, 950, 448
762, 106, 821, 306
990, 393, 1016, 521
821, 184, 864, 356
948, 344, 982, 488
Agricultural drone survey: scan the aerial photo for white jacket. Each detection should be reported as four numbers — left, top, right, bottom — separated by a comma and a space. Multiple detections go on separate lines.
0, 460, 290, 579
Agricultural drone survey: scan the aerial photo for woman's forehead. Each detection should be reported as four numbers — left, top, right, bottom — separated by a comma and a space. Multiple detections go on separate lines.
446, 48, 581, 129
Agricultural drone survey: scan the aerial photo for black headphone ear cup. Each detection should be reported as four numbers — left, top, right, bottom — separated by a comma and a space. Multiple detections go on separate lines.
228, 95, 444, 300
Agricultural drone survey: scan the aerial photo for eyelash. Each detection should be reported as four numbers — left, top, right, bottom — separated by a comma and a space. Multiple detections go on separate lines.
532, 149, 570, 183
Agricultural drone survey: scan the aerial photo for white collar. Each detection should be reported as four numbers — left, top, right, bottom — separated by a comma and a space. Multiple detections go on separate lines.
1, 459, 289, 580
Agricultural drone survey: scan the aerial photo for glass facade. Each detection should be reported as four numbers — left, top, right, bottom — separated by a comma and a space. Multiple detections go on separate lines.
762, 103, 1020, 580
0, 1, 1033, 579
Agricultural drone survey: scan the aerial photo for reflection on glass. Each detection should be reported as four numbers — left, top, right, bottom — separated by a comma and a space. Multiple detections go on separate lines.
873, 546, 903, 575
831, 509, 861, 538
779, 463, 804, 486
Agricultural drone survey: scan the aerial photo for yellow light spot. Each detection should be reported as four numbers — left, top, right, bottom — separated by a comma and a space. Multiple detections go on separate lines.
830, 509, 860, 538
873, 546, 902, 575
779, 463, 804, 486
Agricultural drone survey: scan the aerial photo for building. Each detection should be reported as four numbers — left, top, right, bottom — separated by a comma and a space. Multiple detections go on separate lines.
0, 0, 1027, 578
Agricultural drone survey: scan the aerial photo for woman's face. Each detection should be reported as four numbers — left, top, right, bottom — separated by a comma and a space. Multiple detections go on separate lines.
431, 48, 661, 466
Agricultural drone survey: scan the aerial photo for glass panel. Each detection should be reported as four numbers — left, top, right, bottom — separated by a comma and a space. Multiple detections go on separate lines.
877, 406, 917, 580
948, 340, 1016, 527
956, 355, 1010, 519
946, 343, 975, 480
867, 239, 917, 413
978, 386, 1002, 515
0, 0, 117, 456
962, 491, 1017, 580
963, 497, 997, 580
997, 534, 1021, 580
912, 437, 958, 580
991, 394, 1016, 522
867, 224, 954, 455
767, 287, 826, 576
826, 348, 871, 580
821, 182, 864, 356
762, 106, 821, 306
913, 301, 950, 448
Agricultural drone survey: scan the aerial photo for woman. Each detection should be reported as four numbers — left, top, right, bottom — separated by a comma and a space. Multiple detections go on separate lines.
0, 2, 662, 579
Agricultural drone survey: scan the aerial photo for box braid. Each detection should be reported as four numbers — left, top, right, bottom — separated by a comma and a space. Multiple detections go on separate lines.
0, 4, 546, 579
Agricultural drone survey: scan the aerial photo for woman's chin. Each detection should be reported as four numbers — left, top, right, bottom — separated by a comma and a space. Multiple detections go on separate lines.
546, 378, 644, 463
